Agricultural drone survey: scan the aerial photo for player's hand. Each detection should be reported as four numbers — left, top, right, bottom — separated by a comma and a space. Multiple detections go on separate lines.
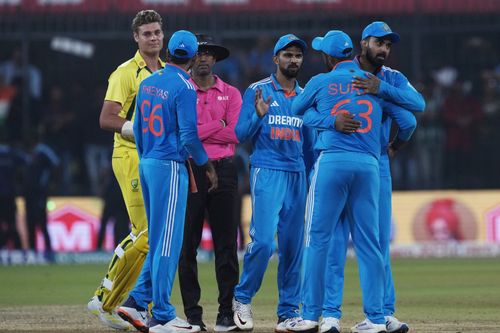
334, 113, 361, 134
205, 161, 218, 192
255, 88, 271, 118
352, 73, 381, 95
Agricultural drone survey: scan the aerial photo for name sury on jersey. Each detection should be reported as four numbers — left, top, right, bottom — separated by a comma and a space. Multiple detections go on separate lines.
268, 114, 303, 142
141, 85, 169, 100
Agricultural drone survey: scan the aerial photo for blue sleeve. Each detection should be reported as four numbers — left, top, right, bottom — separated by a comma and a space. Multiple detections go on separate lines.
133, 89, 143, 158
382, 101, 417, 141
303, 107, 335, 130
177, 87, 209, 166
378, 72, 426, 113
301, 125, 318, 178
235, 87, 263, 143
291, 77, 318, 116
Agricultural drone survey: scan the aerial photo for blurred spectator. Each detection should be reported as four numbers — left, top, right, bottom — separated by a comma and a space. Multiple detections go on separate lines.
442, 80, 483, 188
0, 48, 43, 144
413, 79, 445, 189
0, 73, 17, 128
81, 85, 113, 195
96, 168, 130, 250
23, 132, 60, 258
0, 135, 28, 250
41, 85, 79, 194
0, 48, 42, 100
245, 37, 275, 84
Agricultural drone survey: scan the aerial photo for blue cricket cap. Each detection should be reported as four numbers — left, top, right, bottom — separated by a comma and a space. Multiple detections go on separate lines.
168, 30, 198, 59
273, 34, 307, 55
312, 30, 353, 58
362, 21, 400, 43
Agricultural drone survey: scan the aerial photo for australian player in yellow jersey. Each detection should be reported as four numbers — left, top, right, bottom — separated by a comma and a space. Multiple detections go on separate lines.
87, 9, 165, 330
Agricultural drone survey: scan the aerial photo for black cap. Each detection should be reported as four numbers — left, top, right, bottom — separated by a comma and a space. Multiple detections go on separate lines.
195, 34, 230, 62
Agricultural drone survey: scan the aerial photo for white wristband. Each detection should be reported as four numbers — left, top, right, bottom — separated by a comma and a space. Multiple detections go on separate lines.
121, 121, 135, 142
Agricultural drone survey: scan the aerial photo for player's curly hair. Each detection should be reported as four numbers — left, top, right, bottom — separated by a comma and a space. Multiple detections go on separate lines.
131, 10, 163, 33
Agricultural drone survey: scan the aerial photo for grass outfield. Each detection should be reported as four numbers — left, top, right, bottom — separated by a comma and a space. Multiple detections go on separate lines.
0, 258, 499, 332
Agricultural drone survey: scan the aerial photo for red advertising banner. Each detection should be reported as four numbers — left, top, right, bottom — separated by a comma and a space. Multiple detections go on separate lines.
0, 0, 499, 14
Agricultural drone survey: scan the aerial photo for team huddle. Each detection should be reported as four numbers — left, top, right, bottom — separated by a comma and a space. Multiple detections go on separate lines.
87, 9, 424, 333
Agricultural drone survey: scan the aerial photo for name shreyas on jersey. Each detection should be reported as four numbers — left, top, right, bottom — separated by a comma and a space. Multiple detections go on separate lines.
141, 85, 169, 100
268, 115, 302, 142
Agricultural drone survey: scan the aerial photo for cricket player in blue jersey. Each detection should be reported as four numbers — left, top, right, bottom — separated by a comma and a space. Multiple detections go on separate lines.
284, 30, 416, 333
314, 22, 425, 333
116, 30, 217, 333
231, 34, 314, 333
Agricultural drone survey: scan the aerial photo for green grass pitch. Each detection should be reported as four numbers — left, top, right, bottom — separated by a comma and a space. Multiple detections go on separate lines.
1, 258, 499, 332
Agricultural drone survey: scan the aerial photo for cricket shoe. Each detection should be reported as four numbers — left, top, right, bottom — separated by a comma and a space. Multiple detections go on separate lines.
117, 296, 150, 333
87, 295, 132, 331
149, 317, 201, 333
385, 316, 409, 333
320, 317, 340, 333
276, 317, 308, 333
232, 298, 253, 330
351, 319, 386, 333
285, 318, 319, 333
214, 313, 239, 332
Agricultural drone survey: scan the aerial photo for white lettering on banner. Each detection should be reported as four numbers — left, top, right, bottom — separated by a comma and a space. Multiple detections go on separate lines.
486, 205, 500, 243
38, 0, 83, 5
49, 222, 93, 251
142, 0, 189, 4
268, 114, 303, 128
290, 0, 340, 3
0, 0, 21, 5
203, 0, 248, 4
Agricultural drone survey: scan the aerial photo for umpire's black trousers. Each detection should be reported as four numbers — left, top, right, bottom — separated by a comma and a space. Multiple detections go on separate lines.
178, 157, 239, 319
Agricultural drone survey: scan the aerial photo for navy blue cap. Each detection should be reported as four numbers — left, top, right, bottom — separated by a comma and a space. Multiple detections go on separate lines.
362, 21, 400, 43
168, 30, 198, 59
312, 30, 353, 58
273, 34, 307, 55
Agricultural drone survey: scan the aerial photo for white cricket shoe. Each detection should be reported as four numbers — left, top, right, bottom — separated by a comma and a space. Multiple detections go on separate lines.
275, 317, 304, 333
87, 295, 132, 331
351, 319, 386, 333
232, 298, 253, 330
385, 316, 409, 333
149, 317, 201, 333
320, 317, 340, 333
286, 318, 319, 332
117, 305, 149, 333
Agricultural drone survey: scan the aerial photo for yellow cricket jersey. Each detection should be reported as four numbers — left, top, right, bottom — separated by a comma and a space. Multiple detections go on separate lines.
104, 51, 165, 149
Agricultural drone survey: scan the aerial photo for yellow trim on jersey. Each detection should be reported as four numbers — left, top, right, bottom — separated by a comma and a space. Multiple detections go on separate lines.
104, 51, 165, 149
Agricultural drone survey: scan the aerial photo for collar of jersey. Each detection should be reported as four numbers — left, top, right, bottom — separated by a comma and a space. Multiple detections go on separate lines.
270, 73, 300, 95
190, 74, 224, 93
353, 55, 384, 77
133, 50, 165, 70
164, 63, 190, 79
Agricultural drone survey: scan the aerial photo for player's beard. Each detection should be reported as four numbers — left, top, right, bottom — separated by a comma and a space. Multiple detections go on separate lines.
279, 64, 300, 79
366, 47, 386, 68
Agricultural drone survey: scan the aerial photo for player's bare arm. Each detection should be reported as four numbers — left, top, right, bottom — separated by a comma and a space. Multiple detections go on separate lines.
334, 113, 362, 134
100, 100, 135, 141
255, 88, 271, 118
99, 101, 126, 132
352, 72, 381, 95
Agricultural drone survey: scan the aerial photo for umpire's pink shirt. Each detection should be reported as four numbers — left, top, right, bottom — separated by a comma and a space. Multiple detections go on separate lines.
190, 75, 242, 160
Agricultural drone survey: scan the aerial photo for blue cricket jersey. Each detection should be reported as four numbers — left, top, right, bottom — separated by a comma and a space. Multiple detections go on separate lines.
235, 74, 311, 172
133, 63, 208, 166
353, 56, 425, 174
292, 60, 416, 159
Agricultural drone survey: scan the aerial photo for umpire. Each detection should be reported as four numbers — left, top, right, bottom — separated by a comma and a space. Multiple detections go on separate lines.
178, 34, 242, 332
